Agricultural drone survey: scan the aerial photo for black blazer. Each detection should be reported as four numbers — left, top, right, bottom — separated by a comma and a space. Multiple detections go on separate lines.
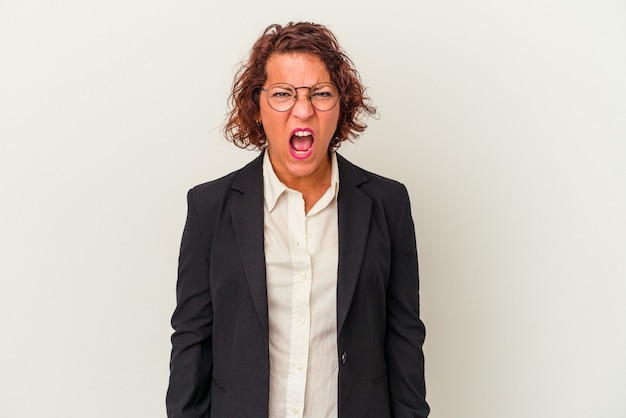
167, 153, 429, 417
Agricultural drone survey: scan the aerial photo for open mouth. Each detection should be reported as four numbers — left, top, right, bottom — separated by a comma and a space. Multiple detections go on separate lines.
289, 129, 314, 159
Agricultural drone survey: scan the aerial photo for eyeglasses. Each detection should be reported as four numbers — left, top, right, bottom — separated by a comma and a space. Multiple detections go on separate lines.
261, 82, 341, 112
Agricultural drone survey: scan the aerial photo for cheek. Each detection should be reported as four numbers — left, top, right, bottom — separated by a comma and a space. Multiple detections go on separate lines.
260, 110, 288, 141
324, 111, 341, 135
259, 106, 275, 127
259, 103, 271, 124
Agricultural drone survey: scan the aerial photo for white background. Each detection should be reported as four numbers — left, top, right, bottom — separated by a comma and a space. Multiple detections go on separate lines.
1, 1, 625, 417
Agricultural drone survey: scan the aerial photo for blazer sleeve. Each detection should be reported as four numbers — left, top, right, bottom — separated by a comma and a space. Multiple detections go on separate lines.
386, 185, 430, 418
166, 189, 213, 417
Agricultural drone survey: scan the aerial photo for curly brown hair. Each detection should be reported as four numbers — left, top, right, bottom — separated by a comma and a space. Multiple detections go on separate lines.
224, 22, 377, 150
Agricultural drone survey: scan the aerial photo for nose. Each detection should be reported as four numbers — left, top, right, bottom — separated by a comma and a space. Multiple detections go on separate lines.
290, 90, 315, 120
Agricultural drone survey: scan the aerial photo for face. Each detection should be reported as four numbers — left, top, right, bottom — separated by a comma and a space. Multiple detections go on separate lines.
259, 53, 340, 189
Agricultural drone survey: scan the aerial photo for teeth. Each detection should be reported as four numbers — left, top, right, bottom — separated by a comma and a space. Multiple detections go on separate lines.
294, 130, 312, 137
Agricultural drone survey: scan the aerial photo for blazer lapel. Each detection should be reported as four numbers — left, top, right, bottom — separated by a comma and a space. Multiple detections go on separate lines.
230, 154, 269, 332
336, 154, 372, 335
226, 153, 372, 335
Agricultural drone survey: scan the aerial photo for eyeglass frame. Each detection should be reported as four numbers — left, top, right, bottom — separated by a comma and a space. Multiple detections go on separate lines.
260, 82, 342, 112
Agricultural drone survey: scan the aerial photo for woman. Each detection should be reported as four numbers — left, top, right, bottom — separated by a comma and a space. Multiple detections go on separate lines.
167, 22, 429, 418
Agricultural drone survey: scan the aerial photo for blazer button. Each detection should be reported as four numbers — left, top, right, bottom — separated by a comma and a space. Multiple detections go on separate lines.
341, 352, 347, 364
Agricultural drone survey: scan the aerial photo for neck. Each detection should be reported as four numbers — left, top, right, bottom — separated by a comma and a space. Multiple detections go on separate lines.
272, 152, 332, 213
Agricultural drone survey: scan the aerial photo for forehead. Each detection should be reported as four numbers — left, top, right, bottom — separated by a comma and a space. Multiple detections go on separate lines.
264, 53, 331, 85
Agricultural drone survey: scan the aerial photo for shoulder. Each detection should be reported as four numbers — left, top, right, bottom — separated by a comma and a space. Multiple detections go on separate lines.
189, 153, 263, 195
337, 154, 415, 243
189, 170, 238, 200
337, 153, 410, 204
186, 153, 263, 211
